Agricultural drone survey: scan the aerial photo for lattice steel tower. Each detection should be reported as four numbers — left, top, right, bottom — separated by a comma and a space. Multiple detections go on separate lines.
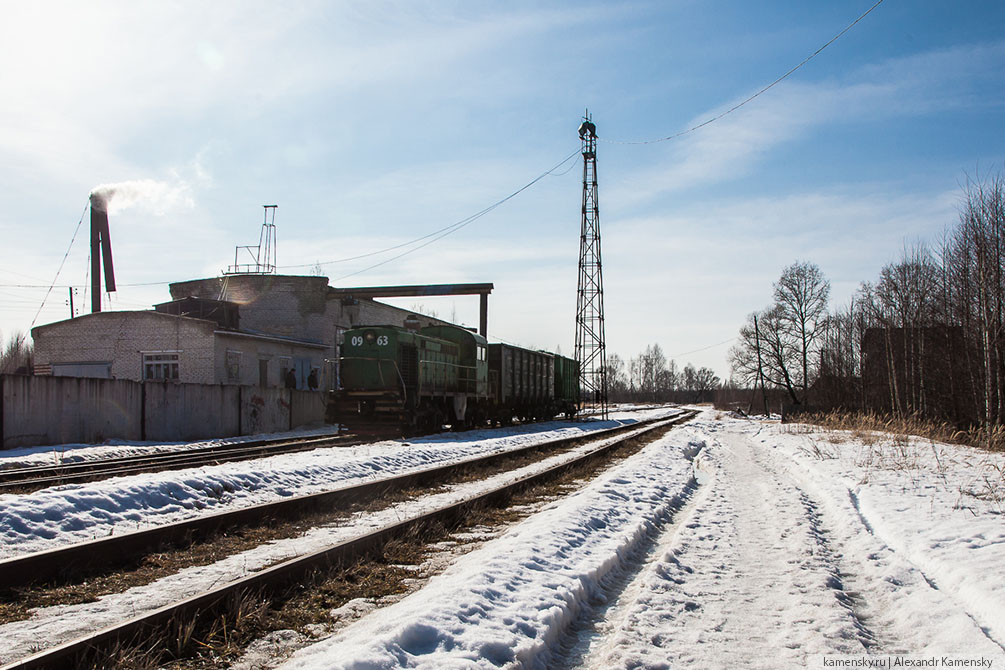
575, 112, 609, 419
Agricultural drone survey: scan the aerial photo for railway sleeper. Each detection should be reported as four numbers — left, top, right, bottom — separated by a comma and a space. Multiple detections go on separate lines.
3, 412, 694, 670
0, 413, 687, 596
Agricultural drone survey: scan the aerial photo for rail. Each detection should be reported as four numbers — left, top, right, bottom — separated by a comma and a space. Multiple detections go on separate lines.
0, 411, 689, 592
0, 432, 358, 493
1, 409, 696, 669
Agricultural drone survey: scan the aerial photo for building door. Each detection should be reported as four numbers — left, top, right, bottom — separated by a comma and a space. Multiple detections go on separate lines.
294, 357, 312, 390
334, 326, 345, 390
259, 359, 269, 387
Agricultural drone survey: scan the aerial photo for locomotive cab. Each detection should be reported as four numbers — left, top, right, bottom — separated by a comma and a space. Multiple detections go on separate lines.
340, 327, 413, 394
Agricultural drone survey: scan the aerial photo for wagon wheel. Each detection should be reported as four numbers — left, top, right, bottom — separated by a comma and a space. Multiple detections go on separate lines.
429, 407, 446, 433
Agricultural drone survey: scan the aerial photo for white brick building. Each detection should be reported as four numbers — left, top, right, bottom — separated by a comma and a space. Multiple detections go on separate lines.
31, 274, 454, 389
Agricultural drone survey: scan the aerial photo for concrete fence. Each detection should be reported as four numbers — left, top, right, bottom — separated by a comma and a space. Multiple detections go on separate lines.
144, 382, 241, 442
0, 374, 329, 450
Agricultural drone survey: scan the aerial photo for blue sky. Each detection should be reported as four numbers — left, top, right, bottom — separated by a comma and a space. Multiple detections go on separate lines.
2, 1, 1004, 379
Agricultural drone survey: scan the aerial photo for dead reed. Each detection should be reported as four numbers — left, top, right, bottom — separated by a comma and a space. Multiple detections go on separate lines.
795, 410, 1005, 453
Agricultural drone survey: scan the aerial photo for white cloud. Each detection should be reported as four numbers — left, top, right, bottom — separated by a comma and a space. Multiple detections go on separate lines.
606, 41, 1005, 210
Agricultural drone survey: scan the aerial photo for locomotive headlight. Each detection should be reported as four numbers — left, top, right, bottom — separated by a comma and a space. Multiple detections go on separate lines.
364, 330, 377, 344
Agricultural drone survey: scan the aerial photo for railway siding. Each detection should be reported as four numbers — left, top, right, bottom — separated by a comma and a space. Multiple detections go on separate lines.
0, 414, 676, 561
0, 413, 694, 670
0, 431, 354, 492
0, 415, 680, 591
0, 415, 667, 594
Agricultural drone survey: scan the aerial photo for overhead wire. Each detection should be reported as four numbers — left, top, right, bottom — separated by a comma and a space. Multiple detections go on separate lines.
29, 202, 88, 331
1, 149, 582, 297
601, 0, 885, 146
670, 337, 737, 359
329, 147, 582, 282
316, 0, 885, 284
280, 148, 581, 274
6, 1, 886, 353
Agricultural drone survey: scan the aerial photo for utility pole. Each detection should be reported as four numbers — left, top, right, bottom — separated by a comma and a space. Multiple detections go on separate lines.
749, 314, 769, 416
574, 111, 609, 419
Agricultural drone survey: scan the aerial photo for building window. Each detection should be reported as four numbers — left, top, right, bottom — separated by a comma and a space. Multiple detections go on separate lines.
226, 350, 242, 383
143, 352, 179, 381
279, 357, 292, 387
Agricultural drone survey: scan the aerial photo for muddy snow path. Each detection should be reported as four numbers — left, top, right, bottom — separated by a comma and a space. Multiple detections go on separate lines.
577, 417, 1005, 669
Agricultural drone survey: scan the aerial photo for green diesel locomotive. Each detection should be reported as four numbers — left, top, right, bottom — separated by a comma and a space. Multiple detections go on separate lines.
330, 323, 580, 432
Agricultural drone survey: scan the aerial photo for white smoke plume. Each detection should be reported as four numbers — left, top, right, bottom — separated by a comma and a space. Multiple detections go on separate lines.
89, 178, 193, 215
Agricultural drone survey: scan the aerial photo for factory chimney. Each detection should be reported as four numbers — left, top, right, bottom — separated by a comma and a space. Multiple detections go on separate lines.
89, 193, 116, 313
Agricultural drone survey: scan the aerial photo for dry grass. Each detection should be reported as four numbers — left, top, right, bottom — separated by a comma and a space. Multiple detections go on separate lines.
795, 410, 1005, 453
782, 410, 1005, 503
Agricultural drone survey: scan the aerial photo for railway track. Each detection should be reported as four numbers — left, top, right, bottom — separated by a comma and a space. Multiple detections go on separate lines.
0, 414, 640, 492
0, 409, 695, 670
0, 412, 684, 590
0, 431, 373, 493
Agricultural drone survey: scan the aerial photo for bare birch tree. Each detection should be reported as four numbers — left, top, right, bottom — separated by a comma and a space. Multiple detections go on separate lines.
773, 261, 831, 399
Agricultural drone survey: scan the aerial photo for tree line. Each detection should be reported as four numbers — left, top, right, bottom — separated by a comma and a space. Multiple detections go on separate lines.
729, 171, 1005, 430
605, 344, 720, 404
0, 331, 32, 375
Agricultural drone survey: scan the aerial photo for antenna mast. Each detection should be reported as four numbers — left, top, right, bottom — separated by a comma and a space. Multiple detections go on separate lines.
226, 205, 278, 275
574, 111, 609, 419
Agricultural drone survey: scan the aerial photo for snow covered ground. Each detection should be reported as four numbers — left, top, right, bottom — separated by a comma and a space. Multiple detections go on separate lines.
2, 406, 1004, 669
0, 408, 673, 560
0, 424, 347, 470
275, 410, 1005, 669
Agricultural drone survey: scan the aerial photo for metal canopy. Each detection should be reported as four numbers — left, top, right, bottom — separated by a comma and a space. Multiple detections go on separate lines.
331, 283, 494, 336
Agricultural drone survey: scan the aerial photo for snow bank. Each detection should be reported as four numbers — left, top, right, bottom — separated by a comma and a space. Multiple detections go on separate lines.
0, 416, 672, 559
279, 430, 699, 669
0, 425, 344, 469
762, 420, 1005, 651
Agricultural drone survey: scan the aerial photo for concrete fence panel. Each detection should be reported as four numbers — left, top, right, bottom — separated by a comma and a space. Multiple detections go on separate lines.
241, 387, 290, 436
1, 375, 142, 449
291, 389, 326, 428
143, 383, 241, 442
2, 376, 332, 450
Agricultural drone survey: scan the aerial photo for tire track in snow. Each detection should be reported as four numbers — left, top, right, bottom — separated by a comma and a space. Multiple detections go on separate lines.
793, 489, 879, 650
577, 422, 869, 669
758, 423, 1005, 658
547, 438, 707, 670
834, 472, 1005, 654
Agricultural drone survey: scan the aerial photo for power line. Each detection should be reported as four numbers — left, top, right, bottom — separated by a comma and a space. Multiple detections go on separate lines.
670, 337, 737, 359
602, 0, 885, 146
1, 149, 582, 294
0, 281, 167, 289
30, 202, 88, 330
10, 0, 883, 304
0, 284, 74, 289
330, 148, 582, 282
283, 148, 581, 274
